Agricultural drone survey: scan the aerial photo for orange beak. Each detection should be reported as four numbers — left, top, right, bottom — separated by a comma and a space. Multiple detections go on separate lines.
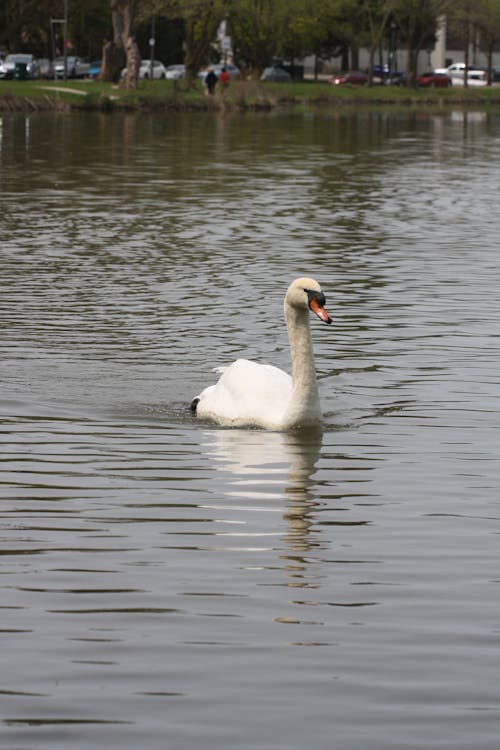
309, 297, 332, 324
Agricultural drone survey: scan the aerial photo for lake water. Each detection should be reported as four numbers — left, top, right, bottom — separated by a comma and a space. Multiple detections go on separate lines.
1, 108, 500, 749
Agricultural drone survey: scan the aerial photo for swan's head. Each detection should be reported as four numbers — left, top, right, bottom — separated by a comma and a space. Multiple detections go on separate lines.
285, 277, 332, 324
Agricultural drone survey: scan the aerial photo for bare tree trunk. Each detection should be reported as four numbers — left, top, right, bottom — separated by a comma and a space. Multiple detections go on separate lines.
124, 31, 141, 89
184, 13, 222, 85
486, 42, 493, 86
341, 46, 349, 71
463, 21, 469, 89
100, 1, 140, 87
101, 38, 124, 83
368, 45, 375, 87
351, 45, 359, 70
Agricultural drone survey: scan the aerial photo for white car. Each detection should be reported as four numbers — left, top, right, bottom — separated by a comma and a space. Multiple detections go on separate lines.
165, 64, 185, 80
0, 53, 38, 79
121, 59, 167, 80
54, 56, 90, 79
138, 59, 167, 79
434, 62, 487, 87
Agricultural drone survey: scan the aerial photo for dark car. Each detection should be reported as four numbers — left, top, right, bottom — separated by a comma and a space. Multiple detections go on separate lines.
329, 71, 368, 86
385, 72, 407, 86
372, 63, 389, 82
260, 66, 292, 83
416, 72, 452, 88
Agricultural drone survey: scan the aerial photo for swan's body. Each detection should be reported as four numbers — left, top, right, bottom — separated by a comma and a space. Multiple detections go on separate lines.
191, 277, 331, 430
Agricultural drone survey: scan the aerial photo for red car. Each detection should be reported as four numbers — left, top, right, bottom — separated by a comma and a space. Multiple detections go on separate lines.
416, 72, 452, 88
329, 71, 368, 86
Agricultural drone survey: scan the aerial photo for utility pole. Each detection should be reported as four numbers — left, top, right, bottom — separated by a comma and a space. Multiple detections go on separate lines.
149, 15, 156, 80
63, 0, 69, 81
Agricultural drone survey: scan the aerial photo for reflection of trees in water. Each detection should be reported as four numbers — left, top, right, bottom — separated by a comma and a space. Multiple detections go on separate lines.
202, 426, 323, 583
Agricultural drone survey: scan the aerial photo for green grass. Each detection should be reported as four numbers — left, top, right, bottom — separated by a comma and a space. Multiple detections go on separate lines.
1, 77, 500, 113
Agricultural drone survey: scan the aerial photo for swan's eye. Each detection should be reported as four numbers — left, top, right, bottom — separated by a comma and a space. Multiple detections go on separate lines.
305, 289, 326, 307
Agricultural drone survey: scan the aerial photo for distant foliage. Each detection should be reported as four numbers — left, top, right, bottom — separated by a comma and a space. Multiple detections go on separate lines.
0, 0, 499, 83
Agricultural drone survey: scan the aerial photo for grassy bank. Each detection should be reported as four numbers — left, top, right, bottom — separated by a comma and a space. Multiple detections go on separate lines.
1, 77, 500, 113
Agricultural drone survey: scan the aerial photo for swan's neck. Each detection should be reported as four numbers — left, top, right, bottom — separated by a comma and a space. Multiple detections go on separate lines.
284, 304, 320, 425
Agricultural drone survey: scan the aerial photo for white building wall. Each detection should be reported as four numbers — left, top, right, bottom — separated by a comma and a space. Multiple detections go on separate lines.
430, 15, 447, 71
303, 15, 500, 78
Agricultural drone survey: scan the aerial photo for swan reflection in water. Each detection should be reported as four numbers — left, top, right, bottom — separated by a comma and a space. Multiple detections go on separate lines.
200, 426, 324, 582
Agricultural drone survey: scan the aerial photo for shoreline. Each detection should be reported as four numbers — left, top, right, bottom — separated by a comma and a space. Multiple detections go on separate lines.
1, 78, 500, 114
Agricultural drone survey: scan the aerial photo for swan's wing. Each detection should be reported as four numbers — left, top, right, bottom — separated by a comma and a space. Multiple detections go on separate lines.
196, 359, 292, 427
218, 359, 291, 405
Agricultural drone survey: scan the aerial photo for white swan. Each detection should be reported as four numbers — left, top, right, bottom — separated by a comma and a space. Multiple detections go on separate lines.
191, 277, 331, 430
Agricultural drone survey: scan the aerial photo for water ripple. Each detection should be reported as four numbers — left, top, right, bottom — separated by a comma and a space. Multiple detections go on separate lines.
1, 110, 500, 750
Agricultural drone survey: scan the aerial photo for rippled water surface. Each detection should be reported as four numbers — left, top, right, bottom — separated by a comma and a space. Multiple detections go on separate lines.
1, 109, 500, 749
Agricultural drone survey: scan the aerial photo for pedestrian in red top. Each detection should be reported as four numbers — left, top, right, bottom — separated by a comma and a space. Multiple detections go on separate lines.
219, 67, 230, 89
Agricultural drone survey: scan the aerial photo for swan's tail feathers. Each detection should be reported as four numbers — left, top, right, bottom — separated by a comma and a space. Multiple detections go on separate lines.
213, 366, 227, 374
190, 397, 200, 413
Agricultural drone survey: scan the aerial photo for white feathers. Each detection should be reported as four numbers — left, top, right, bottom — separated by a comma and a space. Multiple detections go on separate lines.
192, 277, 330, 430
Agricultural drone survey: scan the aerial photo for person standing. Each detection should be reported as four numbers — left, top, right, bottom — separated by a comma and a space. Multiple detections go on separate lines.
205, 68, 218, 95
219, 67, 230, 89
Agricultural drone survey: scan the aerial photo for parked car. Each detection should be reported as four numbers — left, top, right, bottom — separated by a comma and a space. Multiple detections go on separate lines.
36, 58, 53, 78
88, 60, 102, 79
492, 67, 500, 82
261, 66, 292, 82
464, 70, 488, 86
0, 53, 38, 79
434, 62, 487, 87
121, 60, 168, 80
385, 72, 407, 86
372, 63, 389, 82
329, 71, 368, 86
165, 64, 185, 80
260, 66, 292, 83
54, 56, 90, 79
139, 59, 167, 79
416, 72, 452, 87
198, 63, 241, 82
435, 62, 471, 76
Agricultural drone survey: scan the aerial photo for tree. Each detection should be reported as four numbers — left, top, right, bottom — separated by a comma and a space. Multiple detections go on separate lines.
473, 0, 500, 85
227, 0, 300, 76
139, 0, 228, 83
450, 0, 500, 86
101, 1, 141, 86
0, 0, 63, 56
68, 0, 112, 60
392, 0, 453, 86
448, 0, 477, 87
0, 0, 110, 59
282, 0, 351, 76
359, 0, 394, 85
